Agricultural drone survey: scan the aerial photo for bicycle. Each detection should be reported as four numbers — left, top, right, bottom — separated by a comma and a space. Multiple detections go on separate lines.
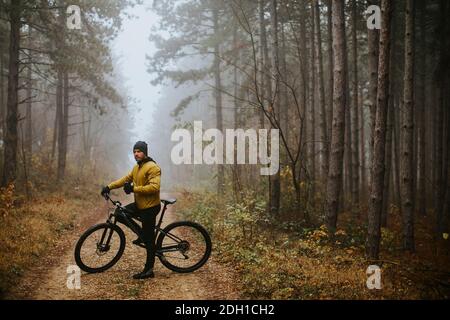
74, 193, 212, 274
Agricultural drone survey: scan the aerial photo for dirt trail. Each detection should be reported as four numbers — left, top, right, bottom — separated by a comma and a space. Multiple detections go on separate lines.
9, 194, 241, 300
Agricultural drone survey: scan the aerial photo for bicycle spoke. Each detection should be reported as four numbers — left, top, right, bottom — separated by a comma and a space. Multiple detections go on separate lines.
79, 227, 121, 269
159, 225, 208, 269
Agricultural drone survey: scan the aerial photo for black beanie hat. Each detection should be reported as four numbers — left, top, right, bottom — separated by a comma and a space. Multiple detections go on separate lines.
133, 141, 148, 156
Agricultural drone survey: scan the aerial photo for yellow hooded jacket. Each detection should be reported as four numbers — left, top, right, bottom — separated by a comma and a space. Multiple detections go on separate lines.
108, 159, 161, 210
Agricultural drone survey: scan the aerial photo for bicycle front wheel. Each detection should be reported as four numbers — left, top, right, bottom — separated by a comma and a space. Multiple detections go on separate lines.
74, 223, 126, 273
156, 221, 212, 273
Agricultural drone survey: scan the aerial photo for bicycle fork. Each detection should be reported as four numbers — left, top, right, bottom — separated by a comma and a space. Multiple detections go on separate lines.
98, 225, 114, 252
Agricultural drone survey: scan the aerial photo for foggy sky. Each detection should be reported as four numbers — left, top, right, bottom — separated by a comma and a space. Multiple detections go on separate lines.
113, 2, 161, 164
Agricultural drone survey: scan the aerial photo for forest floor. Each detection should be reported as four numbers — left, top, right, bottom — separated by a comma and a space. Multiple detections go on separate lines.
2, 187, 449, 300
178, 191, 450, 300
4, 192, 242, 300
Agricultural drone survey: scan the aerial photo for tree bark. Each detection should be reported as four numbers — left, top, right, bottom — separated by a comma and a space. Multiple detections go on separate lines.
0, 37, 5, 140
351, 0, 360, 205
309, 2, 316, 185
314, 0, 329, 182
326, 0, 333, 153
434, 0, 450, 235
366, 0, 392, 260
296, 0, 309, 201
381, 1, 397, 227
56, 68, 64, 182
401, 0, 415, 252
269, 0, 281, 216
359, 85, 367, 199
258, 0, 268, 129
2, 0, 21, 187
443, 103, 450, 233
367, 0, 380, 184
212, 5, 224, 195
381, 92, 394, 228
25, 29, 33, 160
416, 0, 427, 217
325, 0, 347, 231
232, 23, 242, 203
280, 20, 289, 148
57, 70, 69, 182
259, 0, 273, 114
392, 96, 401, 207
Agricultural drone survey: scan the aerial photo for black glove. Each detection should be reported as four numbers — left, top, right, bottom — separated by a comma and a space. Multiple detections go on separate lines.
101, 186, 110, 197
123, 182, 134, 194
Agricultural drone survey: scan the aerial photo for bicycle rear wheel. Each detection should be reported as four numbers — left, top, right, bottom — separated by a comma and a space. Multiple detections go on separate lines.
156, 221, 212, 273
74, 223, 126, 273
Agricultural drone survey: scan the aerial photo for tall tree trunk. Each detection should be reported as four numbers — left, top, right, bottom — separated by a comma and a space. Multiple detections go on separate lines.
416, 0, 426, 217
58, 71, 69, 181
381, 92, 394, 228
350, 0, 360, 205
441, 93, 449, 232
344, 5, 352, 207
258, 0, 268, 129
232, 23, 242, 203
259, 0, 273, 115
56, 68, 64, 182
259, 0, 277, 214
279, 16, 289, 201
212, 5, 224, 195
443, 101, 450, 233
269, 0, 281, 216
309, 2, 316, 185
434, 0, 450, 235
381, 1, 397, 227
2, 0, 21, 187
366, 0, 392, 260
314, 0, 329, 182
25, 29, 33, 161
367, 0, 380, 184
325, 0, 347, 231
430, 89, 436, 211
401, 0, 415, 252
326, 0, 333, 153
298, 0, 309, 187
392, 96, 401, 207
359, 85, 367, 199
56, 1, 67, 182
280, 21, 288, 148
51, 94, 60, 163
296, 0, 309, 206
0, 38, 5, 140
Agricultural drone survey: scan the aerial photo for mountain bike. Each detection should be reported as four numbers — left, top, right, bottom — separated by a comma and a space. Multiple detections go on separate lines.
74, 194, 212, 273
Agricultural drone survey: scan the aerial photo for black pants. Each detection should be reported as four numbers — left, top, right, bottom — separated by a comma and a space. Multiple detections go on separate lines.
115, 203, 161, 270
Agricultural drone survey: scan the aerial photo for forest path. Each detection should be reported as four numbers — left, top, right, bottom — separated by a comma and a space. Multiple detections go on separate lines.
9, 193, 241, 300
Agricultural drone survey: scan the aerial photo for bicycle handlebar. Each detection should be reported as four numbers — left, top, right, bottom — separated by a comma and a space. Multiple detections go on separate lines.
103, 193, 122, 207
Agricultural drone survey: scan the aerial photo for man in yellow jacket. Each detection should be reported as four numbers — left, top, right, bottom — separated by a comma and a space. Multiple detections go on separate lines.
101, 141, 161, 279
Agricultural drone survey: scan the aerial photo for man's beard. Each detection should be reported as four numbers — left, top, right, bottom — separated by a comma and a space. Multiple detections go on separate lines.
136, 156, 147, 163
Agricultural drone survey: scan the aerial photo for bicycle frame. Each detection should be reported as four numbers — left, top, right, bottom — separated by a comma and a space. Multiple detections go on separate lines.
102, 194, 185, 256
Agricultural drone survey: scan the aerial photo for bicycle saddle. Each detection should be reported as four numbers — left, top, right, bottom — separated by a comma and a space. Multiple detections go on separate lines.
161, 198, 177, 205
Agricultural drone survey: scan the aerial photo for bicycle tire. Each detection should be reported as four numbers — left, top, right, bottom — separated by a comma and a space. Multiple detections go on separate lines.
74, 223, 126, 273
156, 221, 212, 273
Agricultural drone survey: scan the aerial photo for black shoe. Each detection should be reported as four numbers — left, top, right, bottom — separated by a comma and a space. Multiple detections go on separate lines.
133, 269, 155, 280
